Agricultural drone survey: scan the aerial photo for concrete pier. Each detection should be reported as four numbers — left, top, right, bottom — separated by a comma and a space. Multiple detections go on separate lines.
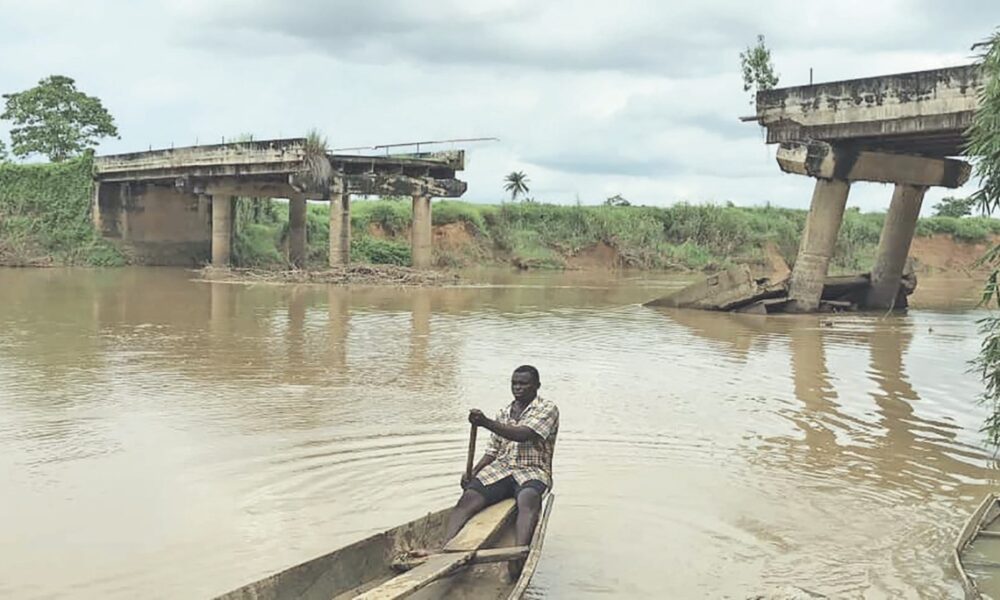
329, 192, 350, 267
288, 194, 307, 268
211, 194, 232, 267
866, 184, 926, 309
411, 194, 433, 269
787, 179, 851, 313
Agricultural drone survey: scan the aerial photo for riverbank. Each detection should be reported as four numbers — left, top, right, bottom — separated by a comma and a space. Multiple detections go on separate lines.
2, 156, 999, 273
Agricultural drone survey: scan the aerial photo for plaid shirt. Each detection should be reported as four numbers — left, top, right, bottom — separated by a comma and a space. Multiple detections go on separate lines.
477, 395, 559, 488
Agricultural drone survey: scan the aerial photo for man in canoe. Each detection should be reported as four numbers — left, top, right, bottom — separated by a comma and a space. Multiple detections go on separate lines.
445, 365, 559, 577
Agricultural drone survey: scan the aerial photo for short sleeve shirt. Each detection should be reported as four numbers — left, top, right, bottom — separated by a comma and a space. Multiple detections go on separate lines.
476, 395, 559, 488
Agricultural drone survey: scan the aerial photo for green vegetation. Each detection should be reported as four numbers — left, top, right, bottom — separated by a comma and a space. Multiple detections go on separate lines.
2, 75, 119, 162
739, 34, 779, 105
0, 153, 124, 266
227, 197, 1000, 272
503, 171, 530, 202
968, 30, 1000, 446
933, 195, 977, 218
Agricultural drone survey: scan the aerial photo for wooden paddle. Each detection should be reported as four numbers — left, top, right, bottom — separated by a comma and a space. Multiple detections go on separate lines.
465, 423, 477, 483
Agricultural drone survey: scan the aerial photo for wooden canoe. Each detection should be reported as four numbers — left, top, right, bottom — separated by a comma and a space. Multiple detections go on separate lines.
215, 494, 554, 600
954, 493, 1000, 599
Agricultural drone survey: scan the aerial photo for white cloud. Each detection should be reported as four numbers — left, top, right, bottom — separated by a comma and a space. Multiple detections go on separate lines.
0, 0, 994, 213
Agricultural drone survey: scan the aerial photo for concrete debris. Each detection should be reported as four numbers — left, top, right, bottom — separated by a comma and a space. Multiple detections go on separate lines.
644, 263, 916, 314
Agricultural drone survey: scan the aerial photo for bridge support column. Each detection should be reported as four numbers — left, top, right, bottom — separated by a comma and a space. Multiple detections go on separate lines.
787, 178, 851, 313
411, 194, 432, 269
289, 193, 307, 268
329, 191, 350, 267
211, 193, 232, 267
865, 183, 926, 310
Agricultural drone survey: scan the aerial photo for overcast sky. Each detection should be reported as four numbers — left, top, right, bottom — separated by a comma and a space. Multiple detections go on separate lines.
1, 0, 997, 213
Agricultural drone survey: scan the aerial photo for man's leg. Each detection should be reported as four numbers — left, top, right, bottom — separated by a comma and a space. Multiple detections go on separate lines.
443, 488, 488, 541
508, 481, 545, 580
514, 485, 543, 546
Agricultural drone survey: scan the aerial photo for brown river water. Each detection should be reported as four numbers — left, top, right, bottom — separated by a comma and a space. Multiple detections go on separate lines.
0, 267, 997, 599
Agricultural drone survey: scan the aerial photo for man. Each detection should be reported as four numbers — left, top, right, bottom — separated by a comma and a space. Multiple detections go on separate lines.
444, 365, 559, 577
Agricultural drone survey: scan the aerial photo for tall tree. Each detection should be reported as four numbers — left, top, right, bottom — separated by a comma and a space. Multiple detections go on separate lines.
504, 171, 530, 202
969, 30, 1000, 445
739, 35, 780, 105
1, 75, 119, 161
932, 196, 976, 218
0, 138, 7, 161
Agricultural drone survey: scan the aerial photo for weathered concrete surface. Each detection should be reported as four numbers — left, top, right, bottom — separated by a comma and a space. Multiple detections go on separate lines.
643, 265, 786, 311
211, 194, 233, 267
866, 185, 926, 309
92, 181, 211, 265
756, 64, 981, 157
776, 141, 970, 188
411, 195, 433, 269
288, 194, 307, 268
787, 179, 851, 313
329, 192, 350, 267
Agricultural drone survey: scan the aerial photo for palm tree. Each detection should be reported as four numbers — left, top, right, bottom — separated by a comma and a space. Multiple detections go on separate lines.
503, 171, 530, 202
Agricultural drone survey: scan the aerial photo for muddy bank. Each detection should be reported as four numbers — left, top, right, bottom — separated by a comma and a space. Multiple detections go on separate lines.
200, 264, 461, 287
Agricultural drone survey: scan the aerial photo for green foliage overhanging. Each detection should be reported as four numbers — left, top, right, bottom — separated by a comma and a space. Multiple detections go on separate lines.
969, 30, 1000, 446
739, 34, 780, 105
0, 153, 124, 266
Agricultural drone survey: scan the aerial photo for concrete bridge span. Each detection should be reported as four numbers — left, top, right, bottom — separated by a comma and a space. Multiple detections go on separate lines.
754, 64, 981, 312
92, 138, 467, 268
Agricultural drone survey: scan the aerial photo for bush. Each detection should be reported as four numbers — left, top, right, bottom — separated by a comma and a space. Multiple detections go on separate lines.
351, 236, 411, 265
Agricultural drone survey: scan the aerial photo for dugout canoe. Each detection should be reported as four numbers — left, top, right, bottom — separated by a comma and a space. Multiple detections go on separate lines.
215, 494, 554, 600
954, 493, 1000, 599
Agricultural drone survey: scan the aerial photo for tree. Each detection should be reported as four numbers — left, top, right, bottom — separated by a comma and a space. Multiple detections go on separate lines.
969, 30, 1000, 445
1, 75, 119, 161
932, 196, 976, 218
739, 35, 780, 105
504, 171, 530, 202
605, 194, 630, 207
0, 138, 7, 162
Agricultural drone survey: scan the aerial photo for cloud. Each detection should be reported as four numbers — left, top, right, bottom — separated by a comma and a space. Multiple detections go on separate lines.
0, 0, 996, 214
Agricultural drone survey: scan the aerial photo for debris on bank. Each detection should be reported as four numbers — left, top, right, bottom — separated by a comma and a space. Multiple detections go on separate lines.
199, 264, 461, 287
644, 262, 916, 314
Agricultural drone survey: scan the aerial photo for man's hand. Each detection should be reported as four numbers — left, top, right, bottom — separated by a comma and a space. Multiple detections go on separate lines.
468, 409, 489, 427
460, 472, 470, 488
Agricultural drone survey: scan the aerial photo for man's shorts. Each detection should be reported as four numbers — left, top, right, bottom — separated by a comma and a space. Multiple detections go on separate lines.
465, 476, 548, 505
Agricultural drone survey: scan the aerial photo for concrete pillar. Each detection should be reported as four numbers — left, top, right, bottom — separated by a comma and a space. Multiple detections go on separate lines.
211, 193, 232, 267
865, 184, 926, 310
329, 192, 351, 267
787, 178, 851, 313
288, 194, 307, 268
411, 194, 433, 269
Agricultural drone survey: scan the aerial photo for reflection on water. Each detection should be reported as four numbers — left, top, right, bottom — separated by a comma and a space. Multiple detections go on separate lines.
0, 267, 997, 598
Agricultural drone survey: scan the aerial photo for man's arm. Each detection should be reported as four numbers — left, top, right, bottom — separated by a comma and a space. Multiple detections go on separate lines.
469, 410, 542, 443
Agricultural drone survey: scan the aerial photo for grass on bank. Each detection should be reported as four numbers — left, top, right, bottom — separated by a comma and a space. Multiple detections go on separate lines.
228, 198, 1000, 272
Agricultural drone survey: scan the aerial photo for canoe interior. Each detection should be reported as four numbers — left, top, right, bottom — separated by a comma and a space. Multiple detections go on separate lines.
216, 495, 554, 600
956, 494, 1000, 599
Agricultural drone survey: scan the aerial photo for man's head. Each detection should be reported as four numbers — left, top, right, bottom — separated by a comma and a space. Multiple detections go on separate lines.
511, 365, 541, 402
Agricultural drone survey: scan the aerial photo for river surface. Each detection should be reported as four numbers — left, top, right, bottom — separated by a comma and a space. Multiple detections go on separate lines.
0, 267, 997, 599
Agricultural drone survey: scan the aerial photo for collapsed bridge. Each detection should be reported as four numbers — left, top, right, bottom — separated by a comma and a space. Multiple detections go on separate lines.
92, 138, 467, 268
651, 63, 982, 313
